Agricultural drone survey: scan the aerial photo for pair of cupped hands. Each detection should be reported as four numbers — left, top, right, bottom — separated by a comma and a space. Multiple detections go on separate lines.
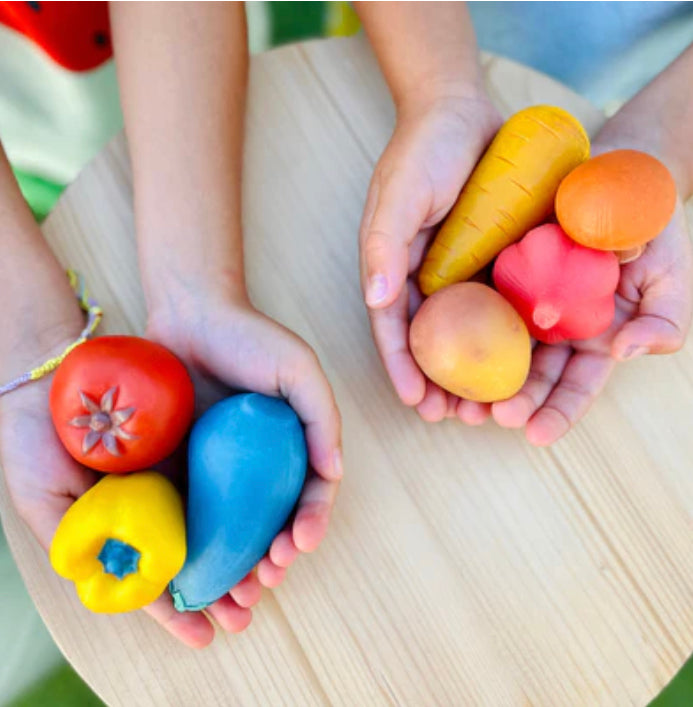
2, 88, 691, 649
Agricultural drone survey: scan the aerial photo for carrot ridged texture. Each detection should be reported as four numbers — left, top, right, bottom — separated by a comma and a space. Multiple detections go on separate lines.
419, 105, 590, 295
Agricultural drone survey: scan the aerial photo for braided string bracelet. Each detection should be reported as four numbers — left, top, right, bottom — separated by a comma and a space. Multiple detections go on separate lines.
0, 270, 103, 396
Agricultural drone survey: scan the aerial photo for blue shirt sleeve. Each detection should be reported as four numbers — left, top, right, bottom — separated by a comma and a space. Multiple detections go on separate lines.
468, 1, 693, 106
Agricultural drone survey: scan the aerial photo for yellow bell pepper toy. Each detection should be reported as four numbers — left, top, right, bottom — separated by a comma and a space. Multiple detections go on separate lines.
50, 471, 186, 613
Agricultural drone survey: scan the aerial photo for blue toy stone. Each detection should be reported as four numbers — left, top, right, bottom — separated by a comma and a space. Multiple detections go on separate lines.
170, 393, 307, 611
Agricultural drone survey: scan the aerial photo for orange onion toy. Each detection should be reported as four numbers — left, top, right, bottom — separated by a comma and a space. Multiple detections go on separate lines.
555, 149, 676, 251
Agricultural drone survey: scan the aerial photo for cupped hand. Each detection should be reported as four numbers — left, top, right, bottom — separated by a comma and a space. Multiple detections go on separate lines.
144, 294, 342, 646
1, 370, 99, 557
0, 374, 231, 648
359, 91, 502, 421
1, 296, 342, 649
492, 187, 693, 446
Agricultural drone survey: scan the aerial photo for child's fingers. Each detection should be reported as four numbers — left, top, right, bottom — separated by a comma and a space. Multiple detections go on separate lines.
258, 474, 340, 590
612, 275, 691, 359
291, 473, 340, 554
278, 344, 343, 483
456, 399, 492, 426
612, 203, 693, 359
269, 530, 300, 568
205, 595, 253, 634
492, 344, 572, 429
257, 558, 287, 588
369, 283, 427, 406
360, 162, 429, 309
416, 380, 449, 422
525, 351, 615, 447
144, 594, 215, 648
229, 572, 263, 608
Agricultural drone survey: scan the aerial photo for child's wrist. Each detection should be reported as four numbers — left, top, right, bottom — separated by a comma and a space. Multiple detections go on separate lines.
144, 276, 250, 345
0, 318, 83, 382
594, 118, 692, 200
141, 257, 248, 319
1, 271, 103, 393
395, 78, 491, 121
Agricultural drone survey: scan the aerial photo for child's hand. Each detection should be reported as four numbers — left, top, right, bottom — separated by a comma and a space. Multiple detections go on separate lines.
490, 128, 693, 446
492, 189, 693, 445
360, 92, 502, 420
0, 301, 342, 649
1, 380, 238, 647
145, 294, 342, 644
0, 366, 99, 559
0, 337, 241, 649
362, 92, 693, 446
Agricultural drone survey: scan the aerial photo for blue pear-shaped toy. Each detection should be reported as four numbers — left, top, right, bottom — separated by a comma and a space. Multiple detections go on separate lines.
170, 393, 307, 611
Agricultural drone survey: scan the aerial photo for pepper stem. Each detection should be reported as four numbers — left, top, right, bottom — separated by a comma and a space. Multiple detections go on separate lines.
98, 538, 140, 580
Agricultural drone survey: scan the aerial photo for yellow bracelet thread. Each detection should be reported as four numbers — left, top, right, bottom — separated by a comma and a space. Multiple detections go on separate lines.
0, 270, 103, 396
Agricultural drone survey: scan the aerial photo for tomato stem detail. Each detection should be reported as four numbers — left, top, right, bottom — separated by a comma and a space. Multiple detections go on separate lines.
68, 387, 138, 456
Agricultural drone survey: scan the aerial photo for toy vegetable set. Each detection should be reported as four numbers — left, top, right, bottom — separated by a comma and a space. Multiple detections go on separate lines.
48, 336, 307, 614
413, 105, 676, 402
47, 104, 676, 617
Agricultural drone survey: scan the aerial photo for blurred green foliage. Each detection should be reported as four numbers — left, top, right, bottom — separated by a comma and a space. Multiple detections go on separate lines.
650, 654, 693, 706
7, 663, 104, 707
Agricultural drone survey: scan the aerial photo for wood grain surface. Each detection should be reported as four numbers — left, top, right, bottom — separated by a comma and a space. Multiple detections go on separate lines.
2, 34, 693, 707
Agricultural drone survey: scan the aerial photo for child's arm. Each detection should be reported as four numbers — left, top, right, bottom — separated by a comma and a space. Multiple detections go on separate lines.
597, 44, 693, 200
600, 44, 693, 357
109, 3, 342, 644
0, 146, 84, 369
0, 142, 101, 583
109, 2, 248, 321
355, 2, 483, 111
353, 1, 502, 418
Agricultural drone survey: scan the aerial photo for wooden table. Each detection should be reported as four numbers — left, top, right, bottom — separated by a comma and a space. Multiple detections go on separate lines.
2, 34, 693, 707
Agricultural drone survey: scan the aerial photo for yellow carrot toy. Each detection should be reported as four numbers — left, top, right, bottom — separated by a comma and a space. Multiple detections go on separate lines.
419, 105, 590, 295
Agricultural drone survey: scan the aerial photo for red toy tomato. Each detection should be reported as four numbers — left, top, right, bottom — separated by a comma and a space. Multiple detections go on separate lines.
50, 336, 195, 473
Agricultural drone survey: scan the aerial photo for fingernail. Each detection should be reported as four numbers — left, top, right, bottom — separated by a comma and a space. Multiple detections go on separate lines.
622, 345, 649, 360
366, 274, 388, 306
332, 449, 344, 479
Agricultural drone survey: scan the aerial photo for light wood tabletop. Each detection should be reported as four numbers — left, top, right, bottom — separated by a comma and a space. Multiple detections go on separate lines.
2, 33, 693, 707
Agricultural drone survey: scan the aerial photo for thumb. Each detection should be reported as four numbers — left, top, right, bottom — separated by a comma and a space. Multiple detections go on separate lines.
612, 280, 690, 360
612, 265, 692, 360
13, 484, 91, 554
360, 164, 429, 309
9, 466, 98, 553
612, 206, 693, 361
31, 494, 76, 553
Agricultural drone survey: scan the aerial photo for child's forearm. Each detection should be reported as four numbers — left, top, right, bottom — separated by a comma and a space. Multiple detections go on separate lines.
596, 43, 693, 199
353, 1, 483, 111
109, 2, 249, 323
0, 145, 82, 373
